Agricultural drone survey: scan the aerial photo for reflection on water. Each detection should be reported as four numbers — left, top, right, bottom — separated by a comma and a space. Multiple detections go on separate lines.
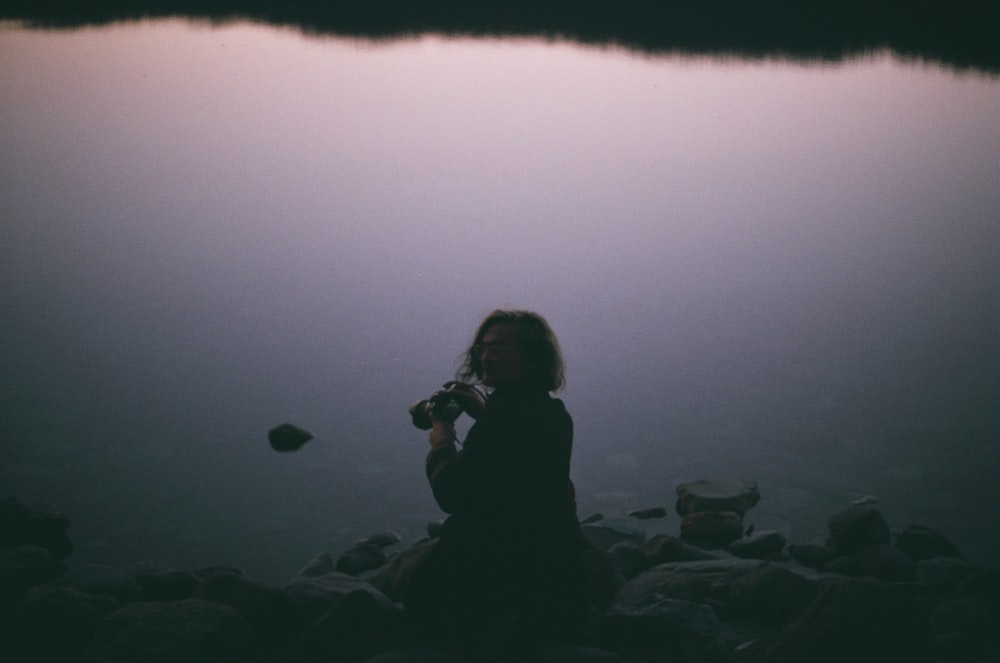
0, 20, 996, 582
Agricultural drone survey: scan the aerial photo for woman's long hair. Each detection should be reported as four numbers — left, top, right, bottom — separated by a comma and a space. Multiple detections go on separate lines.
457, 309, 565, 392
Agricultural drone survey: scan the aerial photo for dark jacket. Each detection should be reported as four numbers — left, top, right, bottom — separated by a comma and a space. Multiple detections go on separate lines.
410, 383, 588, 646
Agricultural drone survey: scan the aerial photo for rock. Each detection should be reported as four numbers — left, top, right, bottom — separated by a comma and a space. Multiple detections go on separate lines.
895, 524, 965, 561
0, 497, 73, 559
727, 530, 787, 560
337, 541, 387, 575
368, 539, 437, 602
292, 586, 401, 662
675, 480, 760, 517
284, 570, 395, 624
766, 577, 933, 662
826, 507, 890, 556
613, 558, 765, 607
426, 521, 443, 538
823, 555, 860, 575
627, 506, 667, 520
87, 599, 255, 663
580, 518, 646, 552
788, 543, 838, 569
53, 564, 144, 604
523, 645, 625, 661
855, 543, 917, 581
916, 556, 977, 592
0, 544, 66, 594
295, 551, 336, 579
606, 540, 647, 580
267, 422, 314, 452
929, 597, 997, 635
727, 564, 819, 626
194, 570, 304, 645
127, 560, 198, 601
680, 510, 743, 548
641, 534, 718, 566
955, 566, 1000, 601
598, 596, 720, 646
579, 513, 604, 525
365, 530, 403, 548
8, 585, 118, 662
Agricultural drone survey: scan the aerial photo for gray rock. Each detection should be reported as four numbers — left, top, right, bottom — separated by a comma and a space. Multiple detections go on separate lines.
267, 422, 313, 452
728, 529, 787, 560
368, 539, 437, 602
284, 570, 395, 624
194, 570, 304, 644
626, 506, 667, 520
88, 599, 255, 663
680, 510, 743, 548
9, 585, 118, 662
826, 507, 890, 555
293, 586, 401, 662
0, 497, 73, 559
766, 577, 933, 662
727, 564, 819, 626
641, 534, 718, 565
613, 558, 765, 606
916, 557, 976, 592
365, 530, 403, 548
0, 544, 66, 593
53, 563, 143, 604
295, 551, 336, 579
929, 597, 999, 643
606, 540, 647, 580
895, 524, 964, 561
337, 541, 387, 575
580, 518, 646, 552
955, 566, 1000, 601
675, 480, 760, 517
788, 543, 838, 569
856, 543, 917, 581
599, 596, 720, 645
127, 560, 198, 601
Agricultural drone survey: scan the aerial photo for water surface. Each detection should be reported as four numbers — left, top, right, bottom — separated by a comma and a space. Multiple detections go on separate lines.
1, 20, 996, 581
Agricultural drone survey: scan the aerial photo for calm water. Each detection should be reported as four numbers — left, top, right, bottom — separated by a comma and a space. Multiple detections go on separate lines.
1, 19, 997, 583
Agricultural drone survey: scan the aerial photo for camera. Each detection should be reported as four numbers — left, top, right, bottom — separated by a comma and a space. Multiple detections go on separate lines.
408, 386, 464, 430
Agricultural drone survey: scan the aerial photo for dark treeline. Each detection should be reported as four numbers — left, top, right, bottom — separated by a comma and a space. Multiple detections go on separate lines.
3, 0, 997, 74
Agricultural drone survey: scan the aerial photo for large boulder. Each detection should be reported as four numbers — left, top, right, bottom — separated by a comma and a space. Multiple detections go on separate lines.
612, 558, 765, 606
7, 585, 118, 662
127, 560, 199, 601
194, 570, 305, 645
895, 524, 965, 561
580, 518, 646, 552
680, 511, 744, 548
0, 544, 66, 594
0, 497, 73, 559
336, 541, 387, 576
727, 564, 819, 626
675, 480, 760, 517
284, 570, 396, 625
855, 544, 917, 581
766, 577, 934, 662
53, 564, 144, 604
728, 530, 787, 560
87, 599, 255, 663
826, 507, 891, 555
292, 586, 402, 662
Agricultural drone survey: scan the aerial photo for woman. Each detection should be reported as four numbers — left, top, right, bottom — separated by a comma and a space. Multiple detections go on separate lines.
405, 309, 588, 655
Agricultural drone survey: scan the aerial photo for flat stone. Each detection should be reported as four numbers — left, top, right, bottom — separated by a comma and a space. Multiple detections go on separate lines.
675, 480, 760, 517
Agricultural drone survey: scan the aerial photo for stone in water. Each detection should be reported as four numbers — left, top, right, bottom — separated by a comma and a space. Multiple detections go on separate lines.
268, 423, 314, 452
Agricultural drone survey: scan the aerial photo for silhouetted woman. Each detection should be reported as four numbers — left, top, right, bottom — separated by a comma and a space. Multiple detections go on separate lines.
405, 309, 588, 657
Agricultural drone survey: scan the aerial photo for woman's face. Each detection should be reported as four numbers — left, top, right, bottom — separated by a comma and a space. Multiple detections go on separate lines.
478, 322, 530, 387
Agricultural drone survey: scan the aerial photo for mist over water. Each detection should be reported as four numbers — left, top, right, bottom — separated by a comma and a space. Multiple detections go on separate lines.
1, 20, 996, 583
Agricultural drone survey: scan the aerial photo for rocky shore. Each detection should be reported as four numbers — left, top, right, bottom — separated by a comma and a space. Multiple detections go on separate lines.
2, 480, 997, 662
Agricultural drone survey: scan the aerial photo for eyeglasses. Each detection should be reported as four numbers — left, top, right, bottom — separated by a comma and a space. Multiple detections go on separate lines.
473, 344, 518, 360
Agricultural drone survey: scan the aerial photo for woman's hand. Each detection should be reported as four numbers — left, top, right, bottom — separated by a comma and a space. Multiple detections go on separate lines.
442, 381, 486, 420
